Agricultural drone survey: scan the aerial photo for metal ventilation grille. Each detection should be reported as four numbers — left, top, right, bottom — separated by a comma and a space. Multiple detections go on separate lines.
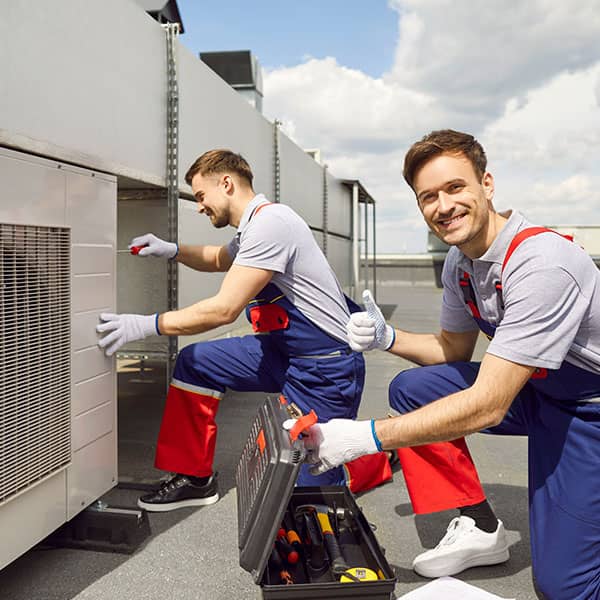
0, 224, 71, 504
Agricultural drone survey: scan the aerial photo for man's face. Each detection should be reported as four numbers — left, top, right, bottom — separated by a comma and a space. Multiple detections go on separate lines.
190, 172, 231, 229
413, 152, 494, 254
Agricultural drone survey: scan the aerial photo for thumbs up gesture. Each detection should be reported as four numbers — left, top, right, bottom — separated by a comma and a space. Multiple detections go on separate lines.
346, 290, 395, 352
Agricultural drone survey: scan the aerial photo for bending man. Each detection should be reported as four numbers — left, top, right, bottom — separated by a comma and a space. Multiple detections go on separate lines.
97, 149, 391, 511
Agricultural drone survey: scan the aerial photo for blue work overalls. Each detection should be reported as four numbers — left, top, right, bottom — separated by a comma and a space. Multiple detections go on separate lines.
154, 278, 382, 487
389, 228, 600, 599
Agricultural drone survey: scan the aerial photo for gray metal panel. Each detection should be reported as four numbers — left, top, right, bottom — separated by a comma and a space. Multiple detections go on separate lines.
0, 149, 66, 227
326, 172, 352, 238
0, 0, 167, 186
0, 148, 118, 566
65, 167, 117, 518
326, 235, 352, 289
178, 50, 274, 197
279, 134, 324, 228
116, 197, 170, 355
0, 472, 66, 571
311, 228, 325, 253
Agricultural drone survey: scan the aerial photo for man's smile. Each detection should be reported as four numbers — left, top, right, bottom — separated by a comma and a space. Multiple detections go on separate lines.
438, 213, 467, 228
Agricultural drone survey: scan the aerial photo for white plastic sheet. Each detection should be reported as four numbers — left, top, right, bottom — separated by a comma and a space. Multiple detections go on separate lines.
398, 576, 515, 600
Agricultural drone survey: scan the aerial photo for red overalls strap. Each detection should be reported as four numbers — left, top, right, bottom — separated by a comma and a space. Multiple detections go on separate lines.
502, 227, 557, 274
252, 202, 272, 217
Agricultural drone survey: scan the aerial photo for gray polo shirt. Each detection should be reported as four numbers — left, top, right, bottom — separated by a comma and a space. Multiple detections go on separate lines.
226, 194, 350, 343
441, 211, 600, 374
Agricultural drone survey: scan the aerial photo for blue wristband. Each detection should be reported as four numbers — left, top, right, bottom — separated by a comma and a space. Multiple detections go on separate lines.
370, 419, 383, 452
155, 313, 161, 335
385, 327, 396, 351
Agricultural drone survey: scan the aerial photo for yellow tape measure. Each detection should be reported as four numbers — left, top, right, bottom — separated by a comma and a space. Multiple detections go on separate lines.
340, 567, 379, 583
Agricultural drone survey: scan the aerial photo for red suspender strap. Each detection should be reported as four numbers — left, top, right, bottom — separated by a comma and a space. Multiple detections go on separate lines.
460, 226, 570, 319
501, 227, 554, 274
252, 202, 272, 219
459, 272, 482, 319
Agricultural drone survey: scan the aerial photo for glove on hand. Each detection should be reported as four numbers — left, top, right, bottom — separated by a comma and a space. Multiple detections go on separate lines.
96, 313, 158, 356
346, 290, 395, 352
301, 419, 380, 475
129, 233, 178, 259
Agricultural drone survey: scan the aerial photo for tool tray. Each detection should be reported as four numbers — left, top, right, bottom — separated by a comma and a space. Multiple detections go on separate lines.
236, 396, 396, 599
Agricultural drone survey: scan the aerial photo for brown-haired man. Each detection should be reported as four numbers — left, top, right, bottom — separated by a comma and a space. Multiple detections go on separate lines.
300, 131, 600, 598
97, 149, 391, 511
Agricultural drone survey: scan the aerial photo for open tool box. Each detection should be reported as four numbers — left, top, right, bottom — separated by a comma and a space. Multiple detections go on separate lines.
236, 395, 396, 599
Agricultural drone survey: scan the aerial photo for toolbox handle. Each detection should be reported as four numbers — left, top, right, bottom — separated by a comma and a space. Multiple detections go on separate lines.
289, 410, 318, 441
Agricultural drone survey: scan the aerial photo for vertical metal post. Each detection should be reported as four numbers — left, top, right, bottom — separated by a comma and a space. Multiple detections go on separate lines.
351, 183, 359, 299
372, 201, 377, 302
165, 23, 180, 383
322, 164, 329, 257
273, 119, 281, 203
364, 200, 369, 292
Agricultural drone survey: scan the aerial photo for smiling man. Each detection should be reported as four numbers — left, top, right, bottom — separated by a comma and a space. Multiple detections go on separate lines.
96, 149, 392, 511
301, 130, 600, 598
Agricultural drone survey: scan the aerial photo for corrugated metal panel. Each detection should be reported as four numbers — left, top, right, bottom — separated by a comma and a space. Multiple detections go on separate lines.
0, 224, 71, 504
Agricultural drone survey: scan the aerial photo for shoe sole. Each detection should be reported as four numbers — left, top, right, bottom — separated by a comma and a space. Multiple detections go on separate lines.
414, 547, 510, 578
137, 492, 219, 512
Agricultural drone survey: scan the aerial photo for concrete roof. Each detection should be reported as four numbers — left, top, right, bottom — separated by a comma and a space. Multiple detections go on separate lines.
0, 285, 535, 599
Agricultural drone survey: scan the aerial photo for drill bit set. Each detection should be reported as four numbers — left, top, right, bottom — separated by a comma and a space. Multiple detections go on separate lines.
236, 395, 395, 599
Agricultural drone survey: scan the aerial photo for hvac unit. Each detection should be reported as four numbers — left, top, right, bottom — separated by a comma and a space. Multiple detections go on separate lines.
0, 147, 118, 570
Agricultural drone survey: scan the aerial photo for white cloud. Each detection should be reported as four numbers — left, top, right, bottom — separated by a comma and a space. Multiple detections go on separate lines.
388, 0, 600, 120
263, 0, 600, 252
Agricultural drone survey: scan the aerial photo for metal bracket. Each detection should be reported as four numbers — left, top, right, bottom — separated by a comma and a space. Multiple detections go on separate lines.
164, 22, 180, 384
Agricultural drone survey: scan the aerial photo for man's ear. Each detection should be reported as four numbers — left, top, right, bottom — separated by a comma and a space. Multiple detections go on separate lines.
482, 171, 495, 201
221, 174, 234, 194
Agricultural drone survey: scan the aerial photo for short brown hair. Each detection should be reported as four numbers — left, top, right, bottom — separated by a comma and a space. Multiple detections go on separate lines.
185, 149, 254, 187
403, 130, 487, 190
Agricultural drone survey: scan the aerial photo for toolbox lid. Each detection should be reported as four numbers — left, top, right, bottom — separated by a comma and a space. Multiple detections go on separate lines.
236, 395, 310, 583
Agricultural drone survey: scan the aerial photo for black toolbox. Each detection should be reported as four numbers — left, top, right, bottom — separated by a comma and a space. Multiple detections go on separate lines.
236, 395, 396, 599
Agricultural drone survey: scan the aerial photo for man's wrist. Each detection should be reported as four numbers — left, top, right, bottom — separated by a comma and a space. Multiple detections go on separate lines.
382, 325, 396, 351
370, 419, 383, 451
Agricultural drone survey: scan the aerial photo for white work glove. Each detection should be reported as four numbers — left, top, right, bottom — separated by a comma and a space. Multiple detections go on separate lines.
96, 313, 159, 356
346, 290, 395, 352
129, 233, 178, 259
301, 419, 380, 475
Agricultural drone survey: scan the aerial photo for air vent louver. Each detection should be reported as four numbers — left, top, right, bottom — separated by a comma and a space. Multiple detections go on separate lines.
0, 224, 71, 504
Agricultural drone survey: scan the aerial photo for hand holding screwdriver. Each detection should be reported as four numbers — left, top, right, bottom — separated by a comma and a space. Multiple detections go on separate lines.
128, 233, 178, 258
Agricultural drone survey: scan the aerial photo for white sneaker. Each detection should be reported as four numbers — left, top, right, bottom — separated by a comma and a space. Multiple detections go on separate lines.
412, 516, 509, 578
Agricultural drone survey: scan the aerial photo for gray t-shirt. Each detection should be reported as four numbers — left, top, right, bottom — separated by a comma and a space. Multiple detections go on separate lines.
441, 211, 600, 374
226, 194, 350, 343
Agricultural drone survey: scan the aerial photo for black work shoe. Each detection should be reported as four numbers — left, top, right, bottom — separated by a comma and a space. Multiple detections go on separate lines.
138, 473, 219, 512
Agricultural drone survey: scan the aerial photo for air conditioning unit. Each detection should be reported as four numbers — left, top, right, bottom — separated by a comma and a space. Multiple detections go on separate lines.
0, 147, 118, 570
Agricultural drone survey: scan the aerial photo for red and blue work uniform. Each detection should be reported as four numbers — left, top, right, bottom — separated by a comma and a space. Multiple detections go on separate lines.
154, 286, 391, 491
389, 228, 600, 599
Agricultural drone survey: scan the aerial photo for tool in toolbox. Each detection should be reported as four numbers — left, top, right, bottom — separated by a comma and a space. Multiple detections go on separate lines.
236, 394, 396, 599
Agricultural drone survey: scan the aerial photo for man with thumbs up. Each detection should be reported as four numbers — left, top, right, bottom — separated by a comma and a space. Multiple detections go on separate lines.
301, 130, 600, 598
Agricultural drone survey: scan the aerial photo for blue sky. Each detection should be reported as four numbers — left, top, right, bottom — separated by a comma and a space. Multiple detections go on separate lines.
176, 1, 600, 253
177, 0, 397, 77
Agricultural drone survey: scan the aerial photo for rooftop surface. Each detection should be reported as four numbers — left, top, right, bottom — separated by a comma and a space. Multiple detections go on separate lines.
0, 285, 534, 600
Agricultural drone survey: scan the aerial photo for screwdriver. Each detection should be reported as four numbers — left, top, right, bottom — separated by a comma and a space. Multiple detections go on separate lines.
116, 244, 149, 255
269, 546, 294, 585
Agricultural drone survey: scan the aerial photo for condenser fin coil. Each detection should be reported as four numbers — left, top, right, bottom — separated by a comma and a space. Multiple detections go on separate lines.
0, 224, 71, 505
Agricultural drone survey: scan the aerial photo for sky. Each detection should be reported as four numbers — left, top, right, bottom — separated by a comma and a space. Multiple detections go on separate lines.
176, 0, 600, 253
